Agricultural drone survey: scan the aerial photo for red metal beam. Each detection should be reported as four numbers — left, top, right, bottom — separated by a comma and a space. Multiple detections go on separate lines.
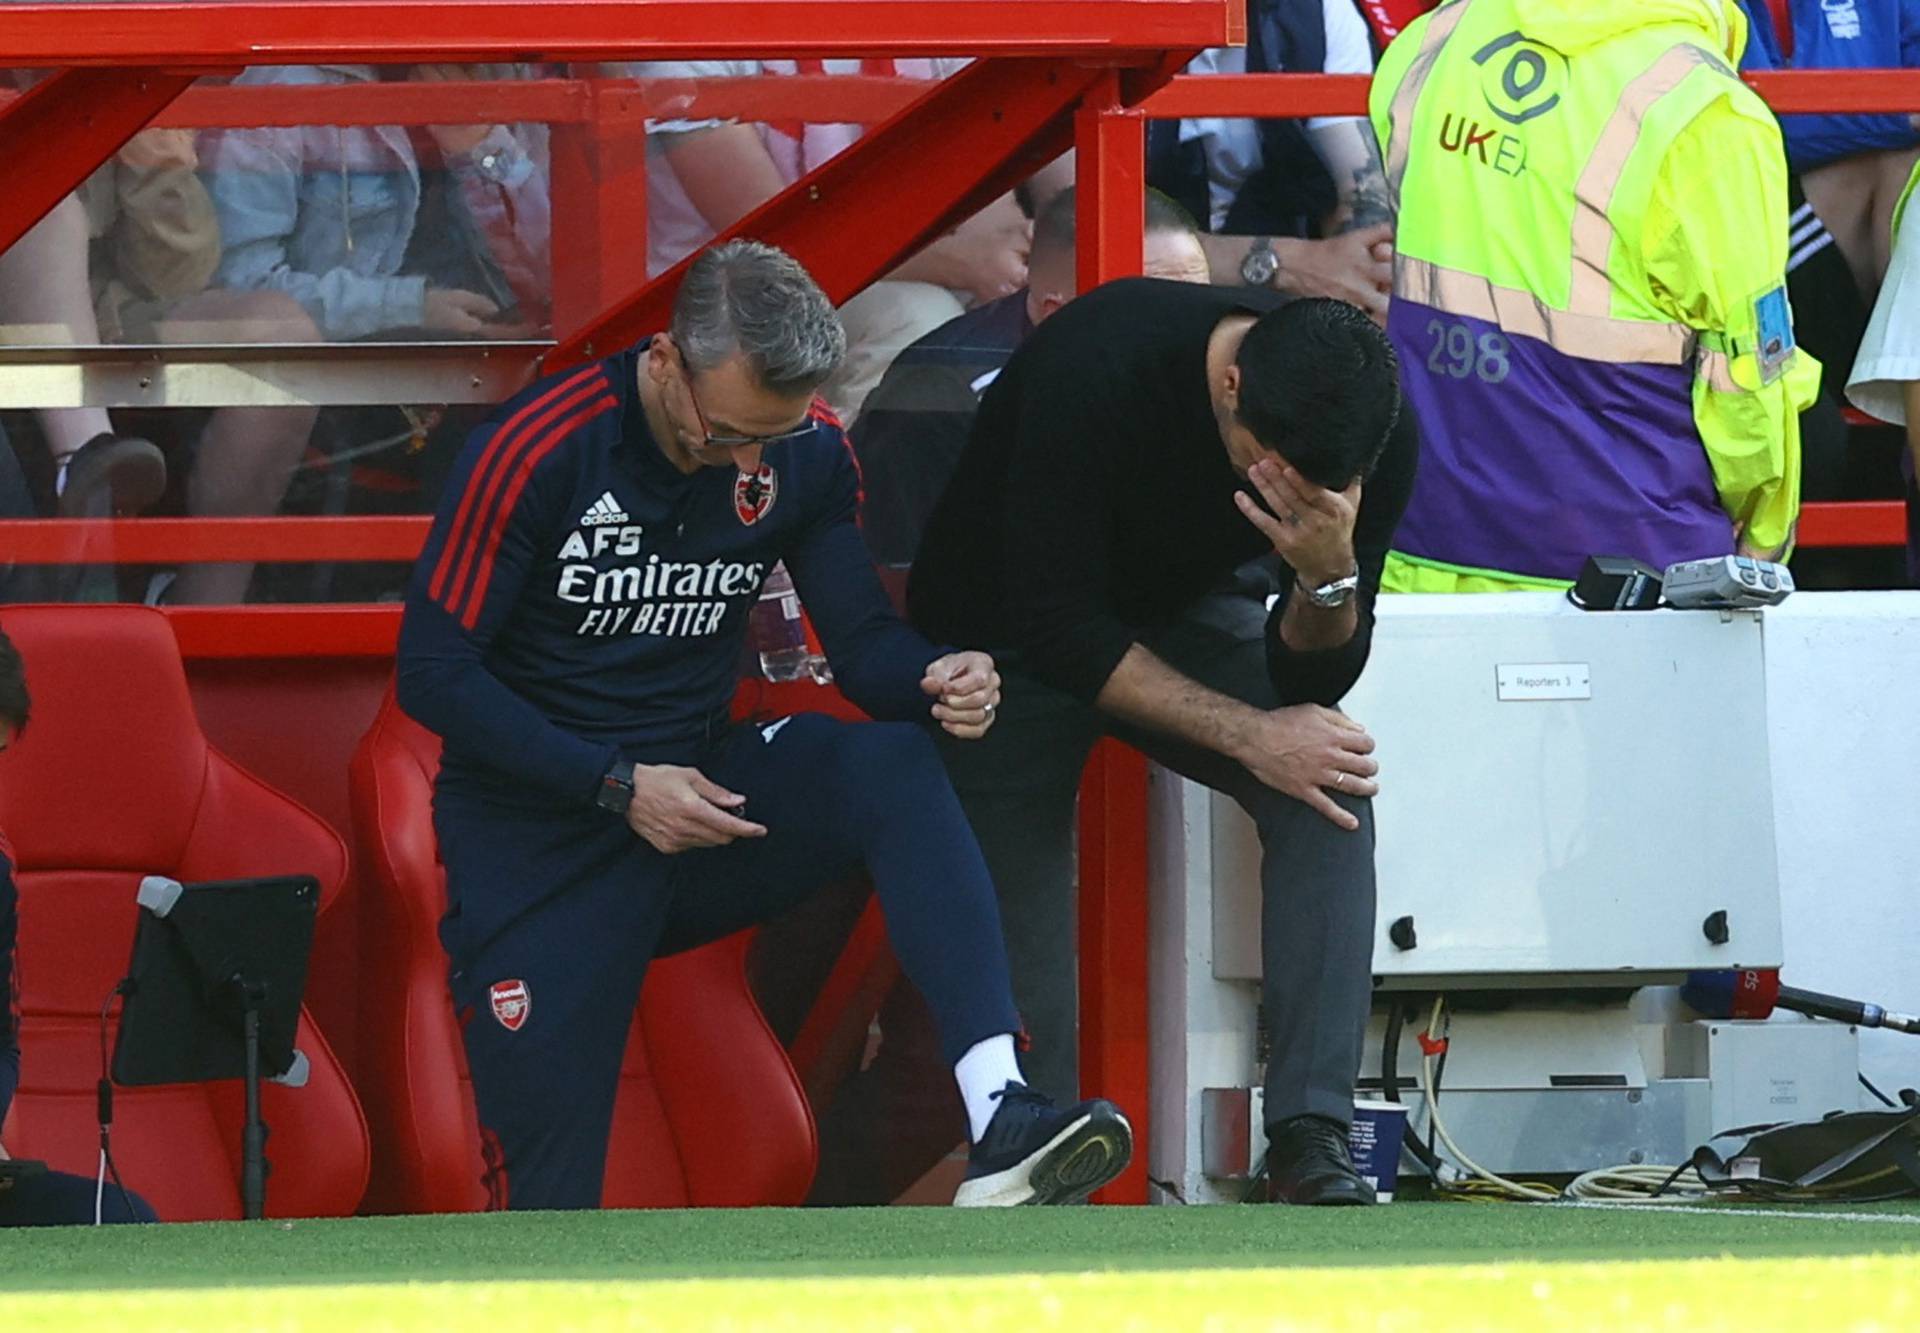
1139, 68, 1920, 120
1800, 501, 1909, 549
1, 502, 1895, 569
1078, 741, 1153, 1206
624, 74, 930, 127
1075, 71, 1153, 1208
1746, 68, 1920, 114
0, 0, 1237, 65
547, 55, 1112, 366
1143, 72, 1369, 119
1, 74, 924, 132
1075, 71, 1147, 295
549, 84, 653, 338
0, 516, 430, 564
143, 79, 594, 129
0, 67, 203, 256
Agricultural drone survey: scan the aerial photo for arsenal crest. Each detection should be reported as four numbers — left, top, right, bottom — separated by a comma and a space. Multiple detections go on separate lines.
734, 464, 777, 526
489, 978, 531, 1032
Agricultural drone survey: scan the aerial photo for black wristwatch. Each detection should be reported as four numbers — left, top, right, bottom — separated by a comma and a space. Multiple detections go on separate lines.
595, 759, 636, 815
1240, 236, 1280, 288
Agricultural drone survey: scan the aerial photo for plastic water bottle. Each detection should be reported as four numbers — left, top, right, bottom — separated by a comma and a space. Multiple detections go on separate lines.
750, 563, 831, 683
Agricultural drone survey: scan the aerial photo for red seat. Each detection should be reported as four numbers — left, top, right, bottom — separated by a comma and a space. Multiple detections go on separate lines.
0, 605, 369, 1221
349, 688, 816, 1211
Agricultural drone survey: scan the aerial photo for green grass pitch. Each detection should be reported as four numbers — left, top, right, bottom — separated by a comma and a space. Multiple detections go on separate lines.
3, 1201, 1918, 1329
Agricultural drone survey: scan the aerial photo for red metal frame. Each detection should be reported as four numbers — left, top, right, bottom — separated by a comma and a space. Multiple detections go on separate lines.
1071, 70, 1154, 1205
0, 75, 928, 132
0, 1, 1239, 65
548, 56, 1116, 366
0, 516, 429, 564
0, 67, 207, 255
1137, 68, 1920, 118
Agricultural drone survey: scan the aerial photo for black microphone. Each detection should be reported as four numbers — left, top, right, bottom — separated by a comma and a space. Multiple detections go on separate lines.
1777, 984, 1920, 1035
1683, 969, 1920, 1034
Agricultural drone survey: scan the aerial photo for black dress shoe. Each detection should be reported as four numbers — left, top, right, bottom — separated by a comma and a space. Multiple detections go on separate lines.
1266, 1113, 1377, 1206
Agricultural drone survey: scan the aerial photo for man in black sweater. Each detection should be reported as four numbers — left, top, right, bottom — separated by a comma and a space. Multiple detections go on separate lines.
909, 280, 1418, 1204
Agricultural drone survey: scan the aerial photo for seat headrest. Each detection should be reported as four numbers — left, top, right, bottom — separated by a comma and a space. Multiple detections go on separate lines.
0, 606, 211, 872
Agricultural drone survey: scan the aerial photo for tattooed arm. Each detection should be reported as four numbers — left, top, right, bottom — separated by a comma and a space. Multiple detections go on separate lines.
1310, 118, 1394, 235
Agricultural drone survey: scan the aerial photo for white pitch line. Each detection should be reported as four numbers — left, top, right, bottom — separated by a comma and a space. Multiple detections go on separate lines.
1558, 1200, 1920, 1226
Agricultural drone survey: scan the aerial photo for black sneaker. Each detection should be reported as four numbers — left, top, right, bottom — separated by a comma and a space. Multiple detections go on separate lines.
56, 433, 167, 518
953, 1082, 1133, 1207
1266, 1114, 1376, 1206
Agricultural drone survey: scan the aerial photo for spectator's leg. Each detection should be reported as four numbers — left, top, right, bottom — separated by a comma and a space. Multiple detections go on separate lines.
821, 281, 965, 423
437, 801, 667, 1211
1803, 153, 1886, 304
659, 716, 1023, 1072
0, 196, 164, 525
932, 670, 1102, 1108
153, 290, 321, 604
0, 1168, 157, 1225
1116, 591, 1377, 1131
0, 197, 115, 465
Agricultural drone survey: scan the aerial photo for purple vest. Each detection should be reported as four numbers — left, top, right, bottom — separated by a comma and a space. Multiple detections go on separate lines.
1388, 297, 1733, 581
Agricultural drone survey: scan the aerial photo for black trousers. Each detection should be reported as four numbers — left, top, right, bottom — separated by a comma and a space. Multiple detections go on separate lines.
934, 586, 1378, 1132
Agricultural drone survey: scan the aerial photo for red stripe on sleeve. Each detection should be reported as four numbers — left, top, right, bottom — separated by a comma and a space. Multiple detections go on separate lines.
436, 374, 611, 618
428, 365, 601, 605
817, 400, 867, 512
457, 395, 621, 630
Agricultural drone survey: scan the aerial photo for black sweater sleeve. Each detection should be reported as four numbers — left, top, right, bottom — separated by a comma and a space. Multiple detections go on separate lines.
993, 379, 1140, 703
787, 437, 948, 721
1264, 393, 1420, 706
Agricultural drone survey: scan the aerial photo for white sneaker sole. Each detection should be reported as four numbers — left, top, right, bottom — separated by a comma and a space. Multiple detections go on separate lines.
952, 1107, 1134, 1207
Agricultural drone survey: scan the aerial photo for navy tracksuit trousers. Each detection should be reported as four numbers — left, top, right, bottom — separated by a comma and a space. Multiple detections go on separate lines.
434, 713, 1021, 1211
0, 1169, 155, 1226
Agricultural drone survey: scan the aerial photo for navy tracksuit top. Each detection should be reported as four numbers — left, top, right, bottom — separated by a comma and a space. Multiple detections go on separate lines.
397, 342, 945, 809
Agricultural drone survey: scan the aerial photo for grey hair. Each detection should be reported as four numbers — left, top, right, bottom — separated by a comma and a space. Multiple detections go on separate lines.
669, 240, 847, 396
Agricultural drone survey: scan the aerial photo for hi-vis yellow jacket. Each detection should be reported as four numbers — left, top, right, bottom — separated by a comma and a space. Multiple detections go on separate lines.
1370, 0, 1819, 590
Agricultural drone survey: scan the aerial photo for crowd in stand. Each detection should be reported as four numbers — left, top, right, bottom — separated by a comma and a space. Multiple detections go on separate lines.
0, 0, 1915, 602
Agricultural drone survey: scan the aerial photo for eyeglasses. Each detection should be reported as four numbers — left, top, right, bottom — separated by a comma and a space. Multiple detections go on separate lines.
676, 348, 816, 450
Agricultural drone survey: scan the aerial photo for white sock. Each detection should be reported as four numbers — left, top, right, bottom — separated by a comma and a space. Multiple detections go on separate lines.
955, 1033, 1025, 1141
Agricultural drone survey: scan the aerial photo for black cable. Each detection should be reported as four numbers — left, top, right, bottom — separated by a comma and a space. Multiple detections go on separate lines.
1648, 1158, 1695, 1200
97, 984, 138, 1223
1860, 1072, 1899, 1109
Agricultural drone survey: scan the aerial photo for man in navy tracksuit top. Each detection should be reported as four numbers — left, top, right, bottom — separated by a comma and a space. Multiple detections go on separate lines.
397, 240, 1132, 1210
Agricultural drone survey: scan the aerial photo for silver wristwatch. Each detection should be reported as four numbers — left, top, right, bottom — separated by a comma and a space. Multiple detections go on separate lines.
1239, 236, 1280, 288
1297, 565, 1360, 608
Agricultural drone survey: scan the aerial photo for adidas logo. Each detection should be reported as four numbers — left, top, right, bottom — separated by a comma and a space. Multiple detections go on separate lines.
580, 491, 629, 526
